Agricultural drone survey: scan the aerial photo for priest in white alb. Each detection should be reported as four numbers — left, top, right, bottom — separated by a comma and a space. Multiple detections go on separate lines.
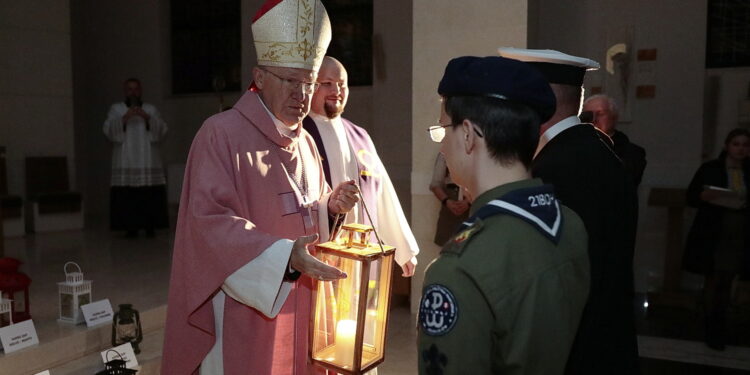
103, 78, 169, 237
303, 56, 419, 276
161, 1, 360, 374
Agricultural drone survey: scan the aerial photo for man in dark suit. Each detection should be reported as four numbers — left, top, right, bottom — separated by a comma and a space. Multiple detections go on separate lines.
583, 94, 647, 186
499, 48, 640, 375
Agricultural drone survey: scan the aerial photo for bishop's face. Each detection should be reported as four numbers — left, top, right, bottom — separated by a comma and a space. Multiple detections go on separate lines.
255, 66, 317, 127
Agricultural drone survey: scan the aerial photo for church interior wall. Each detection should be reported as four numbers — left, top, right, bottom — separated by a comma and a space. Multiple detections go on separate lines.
71, 0, 245, 218
706, 67, 750, 158
531, 0, 709, 292
6, 0, 747, 302
68, 0, 417, 224
1, 1, 75, 201
409, 0, 530, 311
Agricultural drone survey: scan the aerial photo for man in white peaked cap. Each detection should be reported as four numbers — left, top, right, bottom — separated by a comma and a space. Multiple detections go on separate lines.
163, 1, 360, 374
499, 48, 640, 375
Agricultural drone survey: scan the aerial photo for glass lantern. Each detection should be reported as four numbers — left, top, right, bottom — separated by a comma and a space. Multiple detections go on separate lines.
95, 350, 137, 375
0, 292, 12, 327
310, 223, 396, 375
112, 304, 143, 354
58, 262, 92, 324
0, 257, 31, 322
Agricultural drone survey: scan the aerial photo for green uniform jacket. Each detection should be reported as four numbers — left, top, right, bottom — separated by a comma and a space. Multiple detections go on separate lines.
418, 179, 590, 375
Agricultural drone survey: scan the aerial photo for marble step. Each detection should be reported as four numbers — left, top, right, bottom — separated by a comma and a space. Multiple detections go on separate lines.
47, 328, 163, 375
0, 305, 166, 375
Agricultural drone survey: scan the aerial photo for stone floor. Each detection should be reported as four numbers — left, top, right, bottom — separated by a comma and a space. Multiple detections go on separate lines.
1, 222, 749, 374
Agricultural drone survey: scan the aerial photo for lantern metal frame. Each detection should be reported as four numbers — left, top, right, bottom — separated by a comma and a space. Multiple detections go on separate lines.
0, 292, 12, 327
57, 261, 92, 324
310, 223, 396, 375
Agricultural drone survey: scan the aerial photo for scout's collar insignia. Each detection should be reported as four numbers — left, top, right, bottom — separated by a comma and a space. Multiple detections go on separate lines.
419, 284, 459, 336
453, 226, 479, 244
459, 184, 563, 244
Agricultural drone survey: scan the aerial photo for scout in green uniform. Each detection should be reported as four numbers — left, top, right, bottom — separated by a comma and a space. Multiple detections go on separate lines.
419, 56, 590, 375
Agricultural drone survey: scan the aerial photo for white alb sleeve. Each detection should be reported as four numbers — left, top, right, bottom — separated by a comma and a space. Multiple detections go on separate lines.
221, 238, 295, 318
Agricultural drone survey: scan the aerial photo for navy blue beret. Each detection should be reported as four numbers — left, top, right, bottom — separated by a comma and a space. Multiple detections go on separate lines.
438, 56, 556, 123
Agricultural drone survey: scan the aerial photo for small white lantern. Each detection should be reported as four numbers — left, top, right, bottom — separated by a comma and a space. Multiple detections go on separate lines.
58, 262, 92, 324
0, 292, 12, 327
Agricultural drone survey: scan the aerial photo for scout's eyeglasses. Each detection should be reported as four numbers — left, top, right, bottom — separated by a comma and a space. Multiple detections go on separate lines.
427, 123, 484, 143
260, 68, 319, 94
427, 123, 455, 143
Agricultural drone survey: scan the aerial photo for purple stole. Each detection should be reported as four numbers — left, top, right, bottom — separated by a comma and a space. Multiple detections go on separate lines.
303, 117, 383, 234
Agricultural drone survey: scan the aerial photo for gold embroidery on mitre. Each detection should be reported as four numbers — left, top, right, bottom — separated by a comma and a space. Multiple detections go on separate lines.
253, 0, 331, 70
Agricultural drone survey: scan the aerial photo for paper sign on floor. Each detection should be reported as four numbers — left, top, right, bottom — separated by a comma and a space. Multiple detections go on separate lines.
81, 299, 114, 327
0, 319, 39, 354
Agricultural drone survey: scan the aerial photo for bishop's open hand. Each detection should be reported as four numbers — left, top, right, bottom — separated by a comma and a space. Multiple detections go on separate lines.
328, 180, 359, 214
290, 234, 347, 281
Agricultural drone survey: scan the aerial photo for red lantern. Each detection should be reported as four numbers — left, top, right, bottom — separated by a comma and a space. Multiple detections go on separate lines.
0, 257, 31, 322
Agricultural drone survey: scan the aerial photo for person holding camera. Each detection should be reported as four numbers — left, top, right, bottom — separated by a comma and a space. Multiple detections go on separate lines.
103, 78, 168, 237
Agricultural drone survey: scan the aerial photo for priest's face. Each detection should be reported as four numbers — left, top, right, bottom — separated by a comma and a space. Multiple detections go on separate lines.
312, 57, 349, 119
123, 80, 142, 99
254, 66, 317, 126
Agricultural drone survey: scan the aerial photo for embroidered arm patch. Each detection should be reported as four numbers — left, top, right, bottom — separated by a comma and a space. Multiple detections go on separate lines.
419, 284, 459, 336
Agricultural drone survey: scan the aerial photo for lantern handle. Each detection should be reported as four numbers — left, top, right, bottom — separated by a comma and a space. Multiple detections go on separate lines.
64, 261, 82, 275
105, 349, 125, 362
329, 212, 347, 242
329, 184, 386, 254
354, 184, 386, 254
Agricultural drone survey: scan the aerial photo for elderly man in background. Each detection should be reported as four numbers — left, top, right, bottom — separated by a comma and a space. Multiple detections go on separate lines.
583, 94, 647, 186
303, 56, 419, 277
162, 1, 360, 374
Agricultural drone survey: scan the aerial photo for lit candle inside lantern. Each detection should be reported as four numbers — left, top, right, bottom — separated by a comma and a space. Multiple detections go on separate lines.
335, 319, 357, 366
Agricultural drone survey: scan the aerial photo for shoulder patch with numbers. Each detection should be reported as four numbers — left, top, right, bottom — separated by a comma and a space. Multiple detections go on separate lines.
457, 184, 563, 244
419, 284, 459, 336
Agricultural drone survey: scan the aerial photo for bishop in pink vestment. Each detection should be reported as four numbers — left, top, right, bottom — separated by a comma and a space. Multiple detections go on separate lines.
162, 1, 343, 373
163, 89, 336, 374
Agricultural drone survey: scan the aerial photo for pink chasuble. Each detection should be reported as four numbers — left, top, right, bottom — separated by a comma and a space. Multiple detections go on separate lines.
162, 90, 329, 375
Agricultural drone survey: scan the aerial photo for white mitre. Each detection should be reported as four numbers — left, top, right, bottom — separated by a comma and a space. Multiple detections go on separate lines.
252, 0, 332, 71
